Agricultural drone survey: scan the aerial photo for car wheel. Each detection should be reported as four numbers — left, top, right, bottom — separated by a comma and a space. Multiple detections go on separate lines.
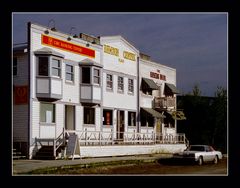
198, 156, 203, 165
213, 155, 219, 164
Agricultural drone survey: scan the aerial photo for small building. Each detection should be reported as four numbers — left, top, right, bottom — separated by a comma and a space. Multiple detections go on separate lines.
13, 22, 187, 159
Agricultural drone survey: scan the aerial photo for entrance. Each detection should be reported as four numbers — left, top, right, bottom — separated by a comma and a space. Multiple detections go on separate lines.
117, 110, 124, 140
65, 105, 75, 130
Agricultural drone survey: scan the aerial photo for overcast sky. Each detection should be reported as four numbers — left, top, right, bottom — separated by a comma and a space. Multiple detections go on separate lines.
13, 13, 227, 97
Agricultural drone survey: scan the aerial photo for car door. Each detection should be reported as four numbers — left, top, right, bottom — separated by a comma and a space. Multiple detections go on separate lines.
205, 146, 215, 161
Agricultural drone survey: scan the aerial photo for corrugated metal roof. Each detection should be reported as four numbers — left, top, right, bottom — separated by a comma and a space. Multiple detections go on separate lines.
142, 78, 159, 90
165, 83, 180, 94
142, 108, 166, 118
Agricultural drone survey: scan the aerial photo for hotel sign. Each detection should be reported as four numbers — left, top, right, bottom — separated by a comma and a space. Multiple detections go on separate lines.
123, 51, 136, 61
150, 71, 166, 81
104, 45, 136, 62
42, 35, 95, 58
104, 45, 119, 57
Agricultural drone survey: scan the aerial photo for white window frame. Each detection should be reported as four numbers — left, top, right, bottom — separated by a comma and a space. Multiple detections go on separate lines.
106, 74, 113, 90
118, 76, 124, 92
51, 58, 61, 78
93, 68, 100, 85
128, 78, 134, 94
65, 64, 74, 82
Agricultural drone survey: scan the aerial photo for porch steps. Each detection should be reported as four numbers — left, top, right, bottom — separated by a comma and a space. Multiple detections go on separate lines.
13, 148, 26, 160
33, 146, 65, 160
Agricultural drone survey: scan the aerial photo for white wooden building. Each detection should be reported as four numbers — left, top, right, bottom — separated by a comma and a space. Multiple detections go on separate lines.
13, 22, 187, 159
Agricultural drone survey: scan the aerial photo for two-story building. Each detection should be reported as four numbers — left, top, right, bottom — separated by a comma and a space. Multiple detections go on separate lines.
13, 22, 187, 159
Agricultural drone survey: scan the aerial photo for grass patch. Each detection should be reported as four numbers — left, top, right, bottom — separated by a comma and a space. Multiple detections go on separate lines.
24, 159, 157, 174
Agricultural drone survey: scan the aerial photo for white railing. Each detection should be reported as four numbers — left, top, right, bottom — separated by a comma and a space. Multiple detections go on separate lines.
65, 129, 187, 146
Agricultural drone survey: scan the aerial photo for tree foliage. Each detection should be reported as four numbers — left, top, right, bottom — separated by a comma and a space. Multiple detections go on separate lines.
177, 86, 227, 153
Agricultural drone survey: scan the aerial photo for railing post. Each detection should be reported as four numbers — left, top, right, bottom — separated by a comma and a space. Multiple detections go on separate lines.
111, 129, 114, 145
53, 140, 56, 158
99, 131, 101, 146
133, 130, 136, 145
85, 128, 87, 146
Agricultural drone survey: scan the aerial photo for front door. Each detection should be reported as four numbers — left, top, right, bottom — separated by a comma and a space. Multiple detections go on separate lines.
117, 110, 124, 140
65, 105, 75, 130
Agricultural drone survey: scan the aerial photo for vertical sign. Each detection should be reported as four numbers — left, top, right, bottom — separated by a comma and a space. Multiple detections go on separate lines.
14, 86, 28, 105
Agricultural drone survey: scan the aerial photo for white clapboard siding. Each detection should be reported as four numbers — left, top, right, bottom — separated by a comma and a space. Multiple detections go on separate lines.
56, 103, 64, 137
31, 101, 40, 139
75, 105, 83, 131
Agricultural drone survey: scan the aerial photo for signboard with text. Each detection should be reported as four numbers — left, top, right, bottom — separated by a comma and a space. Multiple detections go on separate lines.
14, 86, 28, 105
42, 35, 95, 58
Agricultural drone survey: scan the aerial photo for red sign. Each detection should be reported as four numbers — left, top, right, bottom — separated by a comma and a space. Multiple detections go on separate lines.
42, 35, 95, 58
14, 86, 28, 105
150, 71, 166, 81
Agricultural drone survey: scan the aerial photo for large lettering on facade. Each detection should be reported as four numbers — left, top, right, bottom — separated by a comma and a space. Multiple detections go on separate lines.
150, 71, 166, 81
123, 51, 136, 61
104, 45, 119, 57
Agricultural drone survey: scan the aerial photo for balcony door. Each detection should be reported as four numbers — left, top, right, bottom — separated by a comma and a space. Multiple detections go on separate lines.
117, 110, 124, 140
65, 105, 75, 130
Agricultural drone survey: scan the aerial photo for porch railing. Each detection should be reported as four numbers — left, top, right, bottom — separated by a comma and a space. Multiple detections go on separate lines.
154, 97, 175, 109
65, 129, 187, 146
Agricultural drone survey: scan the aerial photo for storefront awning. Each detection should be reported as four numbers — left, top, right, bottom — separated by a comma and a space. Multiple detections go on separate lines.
142, 78, 159, 90
165, 83, 180, 94
141, 108, 166, 118
166, 111, 186, 120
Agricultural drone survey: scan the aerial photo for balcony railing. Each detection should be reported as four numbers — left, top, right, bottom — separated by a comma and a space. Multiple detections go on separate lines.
154, 97, 175, 109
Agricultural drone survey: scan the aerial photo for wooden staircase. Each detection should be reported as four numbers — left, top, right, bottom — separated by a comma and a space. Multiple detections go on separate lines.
33, 145, 65, 160
13, 148, 26, 160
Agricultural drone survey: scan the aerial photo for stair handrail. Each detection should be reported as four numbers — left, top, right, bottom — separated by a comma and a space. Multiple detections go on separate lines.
53, 128, 65, 158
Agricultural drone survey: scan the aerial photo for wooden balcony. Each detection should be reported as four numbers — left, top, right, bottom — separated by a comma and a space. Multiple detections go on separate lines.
154, 97, 176, 109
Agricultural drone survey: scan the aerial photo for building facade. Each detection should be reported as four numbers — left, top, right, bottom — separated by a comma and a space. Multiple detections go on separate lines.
13, 23, 186, 159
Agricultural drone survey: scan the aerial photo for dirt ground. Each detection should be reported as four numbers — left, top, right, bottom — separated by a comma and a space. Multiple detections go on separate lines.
31, 157, 227, 175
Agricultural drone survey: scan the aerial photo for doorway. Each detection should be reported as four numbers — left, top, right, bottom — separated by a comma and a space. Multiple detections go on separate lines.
65, 105, 75, 130
117, 110, 124, 140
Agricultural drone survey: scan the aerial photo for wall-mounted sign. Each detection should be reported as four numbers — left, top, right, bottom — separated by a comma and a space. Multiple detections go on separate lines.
123, 51, 136, 61
104, 45, 119, 57
42, 35, 95, 58
150, 71, 166, 81
14, 86, 28, 105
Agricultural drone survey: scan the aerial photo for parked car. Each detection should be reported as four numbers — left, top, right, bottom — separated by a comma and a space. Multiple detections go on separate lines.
173, 145, 223, 165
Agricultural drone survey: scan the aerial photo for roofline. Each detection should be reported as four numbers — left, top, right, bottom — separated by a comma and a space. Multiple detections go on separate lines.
100, 35, 139, 54
140, 58, 176, 72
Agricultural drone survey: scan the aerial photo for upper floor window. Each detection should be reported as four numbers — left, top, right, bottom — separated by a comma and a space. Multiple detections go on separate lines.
118, 76, 124, 92
66, 64, 74, 82
106, 74, 113, 90
94, 68, 100, 85
128, 79, 134, 93
82, 67, 91, 84
52, 58, 61, 77
13, 57, 17, 76
38, 56, 49, 76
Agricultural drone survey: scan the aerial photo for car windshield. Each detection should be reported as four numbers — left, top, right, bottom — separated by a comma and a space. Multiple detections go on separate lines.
189, 146, 205, 151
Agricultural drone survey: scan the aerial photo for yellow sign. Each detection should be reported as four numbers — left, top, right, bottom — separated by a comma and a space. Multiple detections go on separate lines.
123, 51, 136, 61
118, 58, 124, 63
104, 45, 119, 57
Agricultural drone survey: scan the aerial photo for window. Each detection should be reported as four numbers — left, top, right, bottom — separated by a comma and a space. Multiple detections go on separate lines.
118, 76, 124, 92
40, 103, 55, 123
84, 107, 95, 124
52, 58, 61, 77
128, 112, 136, 126
82, 67, 91, 84
103, 109, 113, 125
13, 57, 17, 76
106, 74, 113, 90
66, 64, 74, 82
94, 68, 100, 84
128, 79, 134, 93
38, 56, 49, 76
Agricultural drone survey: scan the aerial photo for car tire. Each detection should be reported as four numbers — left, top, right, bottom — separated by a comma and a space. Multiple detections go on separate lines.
198, 156, 203, 165
213, 155, 219, 164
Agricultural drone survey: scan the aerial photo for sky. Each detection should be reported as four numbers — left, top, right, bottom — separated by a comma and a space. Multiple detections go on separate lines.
13, 13, 227, 97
